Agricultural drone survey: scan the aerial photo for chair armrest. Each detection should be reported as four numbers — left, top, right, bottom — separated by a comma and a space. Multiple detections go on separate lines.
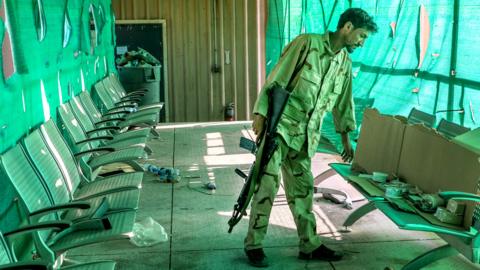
70, 217, 112, 231
439, 191, 480, 203
29, 201, 91, 218
328, 163, 357, 179
74, 147, 115, 158
107, 105, 135, 112
86, 126, 120, 136
0, 261, 49, 270
122, 93, 144, 99
129, 88, 149, 93
124, 92, 145, 98
76, 136, 113, 145
3, 221, 71, 237
116, 98, 141, 105
96, 117, 126, 125
102, 111, 128, 118
114, 101, 138, 107
71, 197, 110, 223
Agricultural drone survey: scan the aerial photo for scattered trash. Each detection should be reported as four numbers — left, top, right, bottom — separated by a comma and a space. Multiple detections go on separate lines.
186, 179, 220, 195
126, 107, 138, 113
116, 47, 161, 67
417, 193, 445, 212
144, 163, 159, 174
130, 217, 168, 247
205, 182, 217, 190
144, 164, 180, 182
158, 168, 180, 182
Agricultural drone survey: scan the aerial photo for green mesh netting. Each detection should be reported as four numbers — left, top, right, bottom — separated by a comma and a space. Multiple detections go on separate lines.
266, 0, 480, 153
0, 0, 116, 258
0, 0, 115, 153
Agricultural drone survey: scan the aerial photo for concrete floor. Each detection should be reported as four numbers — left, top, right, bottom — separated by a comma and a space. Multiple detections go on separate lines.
68, 122, 480, 270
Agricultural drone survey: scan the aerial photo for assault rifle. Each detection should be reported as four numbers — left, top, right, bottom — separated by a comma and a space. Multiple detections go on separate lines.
228, 85, 289, 233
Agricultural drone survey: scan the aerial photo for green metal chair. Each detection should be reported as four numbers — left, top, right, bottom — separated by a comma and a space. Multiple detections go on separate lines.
407, 108, 436, 127
67, 100, 153, 155
329, 162, 480, 269
104, 74, 164, 111
56, 104, 147, 172
39, 119, 145, 189
436, 118, 471, 139
22, 128, 141, 215
92, 82, 161, 124
71, 94, 152, 140
0, 144, 136, 265
0, 228, 116, 270
58, 103, 149, 153
77, 91, 158, 133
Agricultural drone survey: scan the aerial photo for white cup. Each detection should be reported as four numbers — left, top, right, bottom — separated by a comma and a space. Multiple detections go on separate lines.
372, 172, 388, 182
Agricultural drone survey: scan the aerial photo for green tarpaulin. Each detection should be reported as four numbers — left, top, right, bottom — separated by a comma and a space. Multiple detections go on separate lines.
0, 0, 116, 153
266, 0, 479, 152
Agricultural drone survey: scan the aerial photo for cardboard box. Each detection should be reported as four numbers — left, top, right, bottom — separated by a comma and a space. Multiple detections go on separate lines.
352, 108, 407, 178
397, 125, 478, 192
397, 124, 480, 228
353, 109, 480, 229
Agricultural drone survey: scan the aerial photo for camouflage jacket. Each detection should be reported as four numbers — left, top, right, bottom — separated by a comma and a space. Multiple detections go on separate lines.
253, 32, 356, 157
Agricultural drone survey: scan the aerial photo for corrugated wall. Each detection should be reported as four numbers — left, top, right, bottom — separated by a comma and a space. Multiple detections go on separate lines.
112, 0, 266, 122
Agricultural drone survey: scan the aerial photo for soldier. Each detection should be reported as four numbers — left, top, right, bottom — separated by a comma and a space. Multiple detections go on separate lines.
245, 8, 378, 267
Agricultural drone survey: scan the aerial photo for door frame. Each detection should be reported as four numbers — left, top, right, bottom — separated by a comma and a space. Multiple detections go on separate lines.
116, 19, 169, 122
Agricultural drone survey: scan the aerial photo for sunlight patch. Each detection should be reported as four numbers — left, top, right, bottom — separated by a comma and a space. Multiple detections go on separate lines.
206, 138, 223, 147
206, 132, 222, 139
57, 71, 63, 104
21, 88, 26, 113
40, 125, 74, 193
80, 69, 85, 91
104, 56, 108, 74
203, 153, 254, 166
207, 146, 225, 155
94, 56, 99, 74
40, 80, 51, 121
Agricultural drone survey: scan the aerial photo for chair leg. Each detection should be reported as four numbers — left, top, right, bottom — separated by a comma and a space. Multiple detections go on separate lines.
313, 168, 337, 185
342, 201, 376, 227
402, 244, 457, 270
124, 160, 145, 172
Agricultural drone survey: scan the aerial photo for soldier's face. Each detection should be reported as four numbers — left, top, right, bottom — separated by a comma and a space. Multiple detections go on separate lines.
344, 24, 370, 53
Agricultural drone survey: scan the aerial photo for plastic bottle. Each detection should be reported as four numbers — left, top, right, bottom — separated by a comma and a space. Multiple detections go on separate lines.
144, 163, 160, 174
205, 182, 216, 190
144, 164, 181, 182
126, 107, 138, 113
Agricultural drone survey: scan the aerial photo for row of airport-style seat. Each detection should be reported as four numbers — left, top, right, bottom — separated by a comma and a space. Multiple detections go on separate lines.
0, 73, 164, 270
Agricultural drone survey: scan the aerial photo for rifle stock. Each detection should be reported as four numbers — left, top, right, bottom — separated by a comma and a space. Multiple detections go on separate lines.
228, 85, 289, 233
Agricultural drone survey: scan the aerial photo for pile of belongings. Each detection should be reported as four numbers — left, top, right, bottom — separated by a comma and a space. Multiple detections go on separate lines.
116, 47, 161, 67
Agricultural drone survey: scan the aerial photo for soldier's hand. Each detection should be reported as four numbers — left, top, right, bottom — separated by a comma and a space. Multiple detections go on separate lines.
340, 132, 354, 163
341, 148, 354, 163
252, 114, 266, 144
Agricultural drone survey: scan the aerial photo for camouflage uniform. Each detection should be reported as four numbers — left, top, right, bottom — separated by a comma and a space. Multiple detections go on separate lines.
245, 32, 356, 253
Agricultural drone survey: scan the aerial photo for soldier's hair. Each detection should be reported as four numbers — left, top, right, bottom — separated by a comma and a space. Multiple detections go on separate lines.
337, 8, 378, 33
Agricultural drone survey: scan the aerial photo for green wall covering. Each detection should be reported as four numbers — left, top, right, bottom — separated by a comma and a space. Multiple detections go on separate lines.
266, 0, 480, 152
0, 0, 116, 153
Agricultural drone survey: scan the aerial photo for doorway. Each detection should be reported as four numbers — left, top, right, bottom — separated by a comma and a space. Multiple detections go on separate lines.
115, 19, 169, 122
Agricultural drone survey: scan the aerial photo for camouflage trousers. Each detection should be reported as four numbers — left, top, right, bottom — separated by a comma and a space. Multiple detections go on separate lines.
244, 138, 322, 253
